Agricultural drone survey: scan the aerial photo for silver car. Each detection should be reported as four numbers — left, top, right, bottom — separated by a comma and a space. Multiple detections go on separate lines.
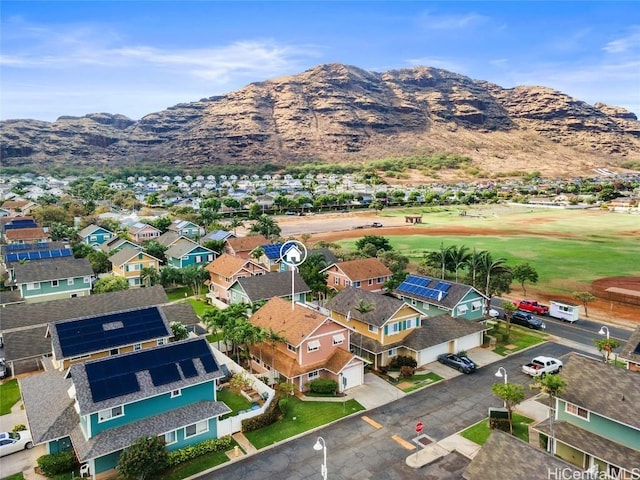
0, 431, 34, 457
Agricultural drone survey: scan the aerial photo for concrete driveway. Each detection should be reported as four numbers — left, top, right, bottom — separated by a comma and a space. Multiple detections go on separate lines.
348, 373, 405, 410
0, 399, 46, 479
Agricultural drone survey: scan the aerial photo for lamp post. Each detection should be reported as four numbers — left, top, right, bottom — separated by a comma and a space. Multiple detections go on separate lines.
495, 367, 508, 407
598, 326, 610, 339
313, 436, 327, 480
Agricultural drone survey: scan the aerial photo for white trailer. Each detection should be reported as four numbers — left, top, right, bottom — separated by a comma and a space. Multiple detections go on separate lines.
549, 300, 580, 322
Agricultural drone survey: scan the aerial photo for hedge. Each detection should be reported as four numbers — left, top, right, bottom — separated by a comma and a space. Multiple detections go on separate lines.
306, 378, 338, 394
167, 436, 234, 468
37, 451, 79, 477
241, 392, 283, 432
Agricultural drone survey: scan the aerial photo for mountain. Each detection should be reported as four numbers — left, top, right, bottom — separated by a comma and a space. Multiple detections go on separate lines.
1, 63, 639, 178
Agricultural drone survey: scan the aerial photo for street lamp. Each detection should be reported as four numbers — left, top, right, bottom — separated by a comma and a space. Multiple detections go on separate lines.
313, 436, 327, 480
495, 367, 508, 407
598, 326, 610, 339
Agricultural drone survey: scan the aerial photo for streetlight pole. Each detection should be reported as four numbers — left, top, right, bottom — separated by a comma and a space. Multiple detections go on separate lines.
495, 367, 508, 407
313, 436, 327, 480
598, 326, 610, 339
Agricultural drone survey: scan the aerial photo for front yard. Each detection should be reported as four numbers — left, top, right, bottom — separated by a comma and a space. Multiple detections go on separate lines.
0, 379, 21, 415
461, 413, 535, 445
489, 322, 548, 356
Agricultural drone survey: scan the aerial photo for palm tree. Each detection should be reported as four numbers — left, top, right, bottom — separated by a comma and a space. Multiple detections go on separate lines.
229, 218, 244, 236
448, 245, 470, 282
465, 248, 486, 289
140, 266, 159, 287
531, 374, 567, 454
479, 252, 510, 298
424, 242, 453, 279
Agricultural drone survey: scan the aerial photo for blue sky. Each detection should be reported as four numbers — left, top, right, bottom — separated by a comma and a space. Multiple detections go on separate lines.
2, 1, 639, 121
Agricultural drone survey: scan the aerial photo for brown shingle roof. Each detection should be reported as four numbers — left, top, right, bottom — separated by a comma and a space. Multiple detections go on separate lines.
225, 235, 268, 254
5, 227, 48, 241
329, 257, 392, 281
205, 253, 261, 278
249, 297, 327, 346
326, 287, 408, 327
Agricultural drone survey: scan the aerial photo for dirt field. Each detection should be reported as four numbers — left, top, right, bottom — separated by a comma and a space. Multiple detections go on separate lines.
274, 209, 640, 328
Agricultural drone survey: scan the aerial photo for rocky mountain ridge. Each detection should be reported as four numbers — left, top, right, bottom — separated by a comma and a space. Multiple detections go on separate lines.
1, 63, 639, 178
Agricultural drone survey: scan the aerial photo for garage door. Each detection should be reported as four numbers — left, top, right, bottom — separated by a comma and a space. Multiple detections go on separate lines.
457, 332, 483, 352
340, 364, 363, 390
418, 345, 445, 365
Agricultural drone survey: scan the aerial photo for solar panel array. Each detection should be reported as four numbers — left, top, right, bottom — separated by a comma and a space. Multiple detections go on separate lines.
5, 248, 72, 263
56, 306, 169, 357
397, 275, 452, 301
261, 241, 296, 260
4, 220, 38, 230
5, 242, 53, 252
85, 339, 219, 403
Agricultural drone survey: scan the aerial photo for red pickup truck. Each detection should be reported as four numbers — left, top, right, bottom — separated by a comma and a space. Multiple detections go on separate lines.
514, 300, 549, 315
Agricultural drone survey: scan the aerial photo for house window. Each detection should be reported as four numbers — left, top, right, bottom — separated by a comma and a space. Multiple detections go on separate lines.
51, 280, 59, 287
133, 343, 142, 351
353, 281, 361, 288
161, 431, 177, 445
207, 254, 213, 261
110, 348, 119, 356
411, 298, 417, 306
457, 305, 468, 315
334, 277, 340, 285
26, 282, 40, 291
368, 325, 378, 333
307, 340, 321, 352
389, 322, 401, 334
171, 389, 181, 398
308, 370, 320, 380
471, 301, 483, 312
377, 277, 384, 284
84, 276, 91, 284
344, 280, 350, 287
565, 402, 589, 420
67, 278, 74, 286
157, 338, 166, 346
98, 405, 123, 422
388, 348, 398, 357
185, 420, 208, 438
333, 333, 345, 345
287, 344, 296, 352
368, 279, 374, 286
90, 235, 97, 241
195, 256, 202, 263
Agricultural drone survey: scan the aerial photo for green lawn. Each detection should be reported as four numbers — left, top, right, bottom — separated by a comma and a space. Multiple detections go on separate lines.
217, 388, 252, 417
0, 379, 21, 415
245, 396, 365, 449
1, 473, 25, 480
159, 445, 238, 480
490, 322, 548, 356
400, 372, 443, 393
461, 413, 535, 445
338, 206, 640, 296
165, 286, 194, 302
187, 298, 215, 318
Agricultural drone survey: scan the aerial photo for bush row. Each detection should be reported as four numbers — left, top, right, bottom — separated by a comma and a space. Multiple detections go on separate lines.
306, 378, 338, 394
242, 392, 283, 432
167, 435, 234, 468
37, 451, 79, 477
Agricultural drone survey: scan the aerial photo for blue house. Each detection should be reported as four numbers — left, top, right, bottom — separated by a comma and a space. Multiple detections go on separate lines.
394, 274, 488, 321
166, 238, 217, 269
20, 338, 230, 479
78, 224, 116, 248
168, 219, 204, 240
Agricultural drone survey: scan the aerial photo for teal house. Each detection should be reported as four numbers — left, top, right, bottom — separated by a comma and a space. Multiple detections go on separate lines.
78, 224, 116, 248
20, 338, 230, 479
168, 219, 204, 240
228, 271, 310, 307
166, 238, 217, 269
394, 274, 488, 321
10, 257, 94, 303
99, 237, 141, 255
532, 353, 640, 478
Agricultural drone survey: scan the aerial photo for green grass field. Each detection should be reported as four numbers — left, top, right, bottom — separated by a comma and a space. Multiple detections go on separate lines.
461, 413, 534, 445
0, 379, 21, 415
338, 206, 640, 296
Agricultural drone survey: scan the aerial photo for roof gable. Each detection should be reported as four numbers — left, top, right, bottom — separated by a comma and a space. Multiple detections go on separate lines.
324, 257, 392, 281
225, 235, 269, 253
206, 253, 264, 277
234, 271, 310, 302
108, 247, 160, 266
12, 257, 94, 283
166, 239, 211, 258
395, 274, 486, 309
325, 287, 412, 327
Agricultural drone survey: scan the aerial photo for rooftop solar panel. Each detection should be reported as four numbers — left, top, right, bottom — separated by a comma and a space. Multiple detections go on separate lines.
179, 359, 198, 378
5, 253, 18, 263
149, 364, 181, 386
199, 354, 218, 373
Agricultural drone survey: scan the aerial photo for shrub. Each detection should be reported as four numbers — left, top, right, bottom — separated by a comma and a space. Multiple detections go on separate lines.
306, 378, 338, 394
399, 366, 415, 378
278, 398, 288, 415
12, 424, 26, 432
389, 355, 417, 369
37, 451, 79, 477
242, 392, 283, 432
166, 436, 234, 468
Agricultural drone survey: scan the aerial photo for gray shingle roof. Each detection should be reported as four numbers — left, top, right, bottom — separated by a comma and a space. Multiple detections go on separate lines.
395, 274, 487, 310
70, 338, 223, 415
0, 290, 23, 306
308, 248, 339, 265
108, 246, 148, 265
403, 315, 488, 351
559, 353, 640, 429
78, 224, 113, 238
3, 326, 50, 362
161, 302, 201, 326
235, 271, 310, 303
325, 288, 409, 327
166, 238, 208, 259
99, 237, 139, 253
620, 325, 640, 365
156, 231, 182, 247
463, 430, 581, 480
534, 419, 640, 472
12, 257, 94, 283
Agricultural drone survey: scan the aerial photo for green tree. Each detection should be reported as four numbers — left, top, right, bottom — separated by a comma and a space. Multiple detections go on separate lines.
512, 263, 539, 297
147, 216, 172, 233
87, 250, 111, 274
143, 241, 167, 264
117, 435, 169, 480
170, 321, 189, 341
298, 253, 329, 302
355, 235, 392, 253
572, 291, 595, 317
93, 276, 129, 293
501, 301, 518, 340
248, 203, 262, 220
159, 266, 183, 288
593, 337, 621, 363
491, 382, 525, 434
181, 264, 208, 297
465, 248, 486, 288
355, 299, 375, 315
448, 245, 470, 282
249, 215, 281, 239
228, 218, 244, 236
424, 242, 453, 280
479, 252, 511, 298
140, 266, 159, 287
530, 374, 567, 453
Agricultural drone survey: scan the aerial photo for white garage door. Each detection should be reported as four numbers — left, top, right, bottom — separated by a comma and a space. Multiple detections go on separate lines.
457, 332, 483, 352
340, 364, 364, 390
418, 345, 446, 365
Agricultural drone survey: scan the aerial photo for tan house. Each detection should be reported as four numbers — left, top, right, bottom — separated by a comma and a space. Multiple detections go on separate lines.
224, 235, 269, 259
4, 227, 49, 244
322, 257, 392, 293
126, 222, 161, 244
0, 200, 36, 216
204, 253, 267, 303
108, 247, 161, 287
247, 297, 364, 392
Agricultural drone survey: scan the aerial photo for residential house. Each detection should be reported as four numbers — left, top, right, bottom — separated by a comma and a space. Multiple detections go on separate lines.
251, 242, 302, 272
322, 257, 392, 293
156, 231, 183, 248
0, 286, 172, 376
126, 222, 161, 244
224, 235, 269, 259
531, 353, 640, 479
78, 224, 116, 248
200, 230, 235, 245
619, 325, 640, 372
204, 254, 267, 303
9, 257, 94, 303
307, 248, 339, 266
0, 200, 36, 215
108, 248, 161, 287
99, 237, 141, 255
166, 238, 217, 269
395, 274, 488, 321
4, 226, 49, 244
48, 305, 173, 371
247, 297, 364, 391
2, 242, 72, 271
168, 219, 204, 240
326, 288, 487, 369
463, 430, 582, 480
228, 271, 310, 307
20, 338, 230, 479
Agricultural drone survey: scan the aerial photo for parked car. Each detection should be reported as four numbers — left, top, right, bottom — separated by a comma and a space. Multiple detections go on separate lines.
510, 311, 546, 330
437, 353, 478, 373
371, 222, 383, 228
514, 300, 549, 315
0, 431, 33, 457
522, 356, 563, 377
0, 358, 6, 379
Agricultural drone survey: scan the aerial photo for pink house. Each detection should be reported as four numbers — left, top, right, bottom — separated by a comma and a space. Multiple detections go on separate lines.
247, 297, 364, 392
204, 253, 267, 303
322, 257, 392, 293
126, 222, 161, 244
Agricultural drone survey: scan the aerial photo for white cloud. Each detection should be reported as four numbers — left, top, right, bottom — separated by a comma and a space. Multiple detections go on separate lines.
603, 26, 640, 53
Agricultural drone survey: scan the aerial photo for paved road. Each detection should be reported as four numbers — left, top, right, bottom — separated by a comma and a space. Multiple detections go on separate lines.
199, 342, 579, 480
